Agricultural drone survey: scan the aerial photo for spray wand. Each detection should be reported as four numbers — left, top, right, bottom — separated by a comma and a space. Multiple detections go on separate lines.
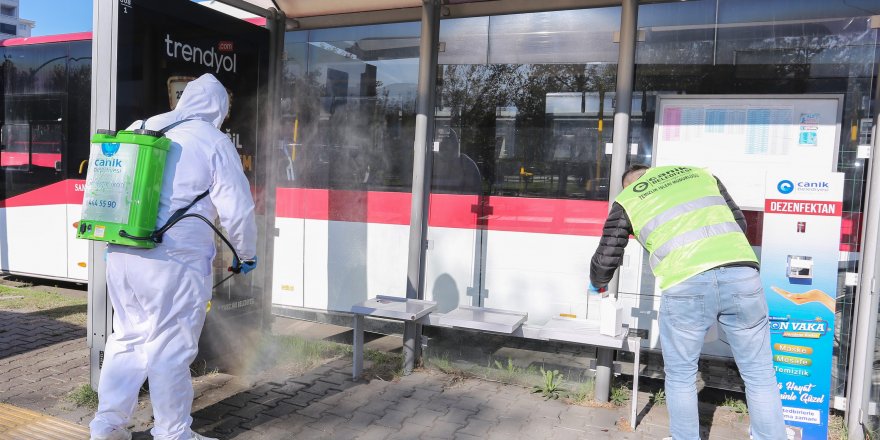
121, 212, 252, 289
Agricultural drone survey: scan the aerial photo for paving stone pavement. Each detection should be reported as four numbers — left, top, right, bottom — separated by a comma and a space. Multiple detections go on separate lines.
0, 311, 94, 425
184, 361, 750, 440
0, 306, 753, 440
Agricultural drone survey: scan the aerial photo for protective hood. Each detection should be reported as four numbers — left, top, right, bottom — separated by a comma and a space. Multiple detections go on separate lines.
172, 73, 229, 128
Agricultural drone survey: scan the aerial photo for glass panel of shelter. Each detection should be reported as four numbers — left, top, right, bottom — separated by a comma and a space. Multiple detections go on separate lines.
273, 3, 880, 421
273, 23, 420, 312
630, 0, 879, 406
425, 7, 627, 322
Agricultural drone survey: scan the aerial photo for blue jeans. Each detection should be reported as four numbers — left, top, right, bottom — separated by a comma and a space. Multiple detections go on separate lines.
659, 266, 786, 440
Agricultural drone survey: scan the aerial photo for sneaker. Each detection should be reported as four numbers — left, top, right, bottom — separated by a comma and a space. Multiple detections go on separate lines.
188, 431, 218, 440
90, 428, 132, 440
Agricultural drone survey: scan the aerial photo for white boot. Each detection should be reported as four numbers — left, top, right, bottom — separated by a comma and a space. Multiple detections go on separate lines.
188, 430, 218, 440
90, 428, 132, 440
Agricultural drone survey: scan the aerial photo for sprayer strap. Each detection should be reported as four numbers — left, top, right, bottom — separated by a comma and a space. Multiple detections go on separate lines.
137, 118, 195, 134
158, 119, 195, 134
150, 189, 210, 243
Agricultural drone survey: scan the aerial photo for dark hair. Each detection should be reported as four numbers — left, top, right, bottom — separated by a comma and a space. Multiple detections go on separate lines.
622, 165, 650, 185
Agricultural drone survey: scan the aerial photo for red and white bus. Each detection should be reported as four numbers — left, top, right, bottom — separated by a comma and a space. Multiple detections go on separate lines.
0, 32, 92, 282
0, 14, 268, 283
0, 27, 864, 343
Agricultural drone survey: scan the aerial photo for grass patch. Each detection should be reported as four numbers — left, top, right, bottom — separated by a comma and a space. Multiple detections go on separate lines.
567, 378, 595, 404
365, 349, 404, 380
67, 384, 98, 409
610, 383, 630, 406
828, 411, 847, 440
650, 388, 666, 406
0, 285, 87, 326
721, 396, 748, 421
426, 353, 456, 374
423, 352, 632, 408
493, 358, 522, 383
480, 358, 539, 386
532, 367, 566, 400
273, 334, 352, 368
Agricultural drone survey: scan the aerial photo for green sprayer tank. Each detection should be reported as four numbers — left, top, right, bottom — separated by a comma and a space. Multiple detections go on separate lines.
77, 129, 170, 248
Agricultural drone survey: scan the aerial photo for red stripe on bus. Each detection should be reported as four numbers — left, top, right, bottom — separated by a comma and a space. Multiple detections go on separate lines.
0, 179, 84, 208
0, 184, 859, 250
0, 32, 92, 46
480, 196, 608, 236
275, 188, 609, 236
273, 188, 861, 246
1, 152, 61, 168
275, 188, 411, 225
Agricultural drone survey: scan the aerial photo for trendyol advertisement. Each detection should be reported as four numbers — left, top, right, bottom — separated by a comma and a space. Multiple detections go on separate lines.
762, 171, 843, 440
115, 0, 269, 371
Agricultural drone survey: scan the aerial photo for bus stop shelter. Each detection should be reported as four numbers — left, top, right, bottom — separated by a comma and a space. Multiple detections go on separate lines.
87, 0, 880, 438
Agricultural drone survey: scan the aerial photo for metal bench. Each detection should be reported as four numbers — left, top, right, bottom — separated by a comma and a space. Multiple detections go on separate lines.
350, 296, 643, 429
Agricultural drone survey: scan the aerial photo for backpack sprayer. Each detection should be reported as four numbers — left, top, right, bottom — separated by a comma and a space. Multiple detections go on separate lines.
76, 120, 252, 287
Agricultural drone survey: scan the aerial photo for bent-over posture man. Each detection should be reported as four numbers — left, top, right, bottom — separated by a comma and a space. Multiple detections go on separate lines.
589, 165, 785, 440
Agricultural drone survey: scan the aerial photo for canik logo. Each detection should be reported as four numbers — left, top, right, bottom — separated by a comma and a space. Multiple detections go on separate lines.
95, 158, 123, 167
777, 180, 794, 194
101, 142, 120, 157
797, 180, 830, 192
633, 182, 649, 193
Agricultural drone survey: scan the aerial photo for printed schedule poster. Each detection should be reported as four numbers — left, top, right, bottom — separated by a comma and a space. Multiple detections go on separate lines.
761, 170, 843, 440
653, 95, 841, 210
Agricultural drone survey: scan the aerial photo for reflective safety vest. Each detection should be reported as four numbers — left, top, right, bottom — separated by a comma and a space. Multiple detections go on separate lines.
615, 166, 757, 290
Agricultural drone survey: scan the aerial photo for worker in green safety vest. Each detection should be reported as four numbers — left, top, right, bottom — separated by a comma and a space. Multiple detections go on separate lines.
589, 165, 785, 440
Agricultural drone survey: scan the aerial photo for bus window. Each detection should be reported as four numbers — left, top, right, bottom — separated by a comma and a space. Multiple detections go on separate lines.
31, 123, 63, 169
1, 97, 64, 171
0, 124, 30, 170
66, 40, 92, 179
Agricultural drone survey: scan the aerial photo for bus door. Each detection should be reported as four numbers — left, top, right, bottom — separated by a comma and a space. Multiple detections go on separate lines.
0, 92, 68, 279
65, 40, 93, 281
95, 0, 272, 374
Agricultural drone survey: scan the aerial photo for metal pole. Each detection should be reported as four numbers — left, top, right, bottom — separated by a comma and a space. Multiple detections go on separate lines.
88, 0, 119, 390
403, 0, 440, 375
260, 8, 285, 331
595, 0, 638, 403
630, 337, 641, 429
353, 315, 364, 379
846, 28, 880, 435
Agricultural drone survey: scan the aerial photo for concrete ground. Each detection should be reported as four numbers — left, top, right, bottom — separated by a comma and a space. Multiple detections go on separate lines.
0, 277, 755, 439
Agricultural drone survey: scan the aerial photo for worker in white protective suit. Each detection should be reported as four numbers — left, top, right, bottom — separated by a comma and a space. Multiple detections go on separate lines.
89, 73, 257, 440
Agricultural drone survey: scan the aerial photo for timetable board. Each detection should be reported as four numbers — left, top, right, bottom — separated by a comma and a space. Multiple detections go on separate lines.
652, 95, 842, 210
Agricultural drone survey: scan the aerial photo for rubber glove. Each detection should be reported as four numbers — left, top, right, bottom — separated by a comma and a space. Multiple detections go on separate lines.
588, 282, 606, 294
231, 256, 258, 274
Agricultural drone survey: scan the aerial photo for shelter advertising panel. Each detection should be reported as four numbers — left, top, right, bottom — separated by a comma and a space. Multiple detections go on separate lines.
653, 95, 841, 210
761, 170, 843, 440
115, 0, 269, 371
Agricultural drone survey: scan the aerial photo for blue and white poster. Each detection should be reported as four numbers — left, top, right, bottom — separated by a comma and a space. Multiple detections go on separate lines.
761, 171, 844, 440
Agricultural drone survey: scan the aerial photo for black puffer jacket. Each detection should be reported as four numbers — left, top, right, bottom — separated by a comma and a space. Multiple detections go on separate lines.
589, 178, 754, 288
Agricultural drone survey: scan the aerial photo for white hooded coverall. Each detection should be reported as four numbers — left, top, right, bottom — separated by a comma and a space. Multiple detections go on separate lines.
89, 74, 257, 440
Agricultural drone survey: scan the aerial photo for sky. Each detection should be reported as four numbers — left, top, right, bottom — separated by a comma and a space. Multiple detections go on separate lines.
20, 0, 93, 36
